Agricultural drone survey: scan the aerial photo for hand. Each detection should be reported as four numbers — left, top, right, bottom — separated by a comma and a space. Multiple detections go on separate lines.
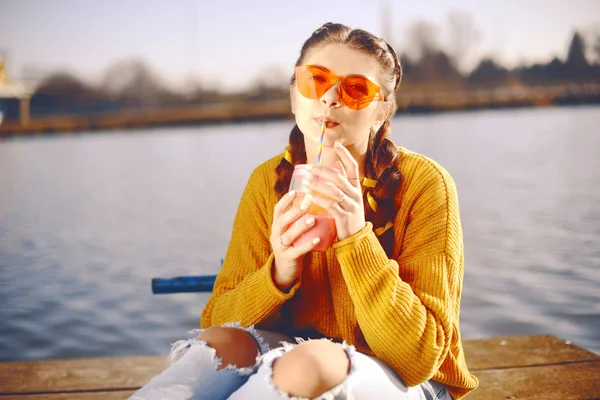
308, 142, 366, 241
270, 190, 322, 291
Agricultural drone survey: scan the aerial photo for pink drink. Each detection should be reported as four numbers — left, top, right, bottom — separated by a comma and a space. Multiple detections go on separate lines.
291, 214, 336, 252
288, 165, 338, 252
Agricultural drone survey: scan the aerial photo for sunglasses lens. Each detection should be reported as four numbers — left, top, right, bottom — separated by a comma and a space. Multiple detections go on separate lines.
341, 76, 380, 110
342, 77, 370, 98
296, 66, 332, 99
295, 65, 381, 110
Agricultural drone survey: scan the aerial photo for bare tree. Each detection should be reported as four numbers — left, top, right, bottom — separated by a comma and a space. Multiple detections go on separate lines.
253, 66, 289, 89
445, 11, 482, 74
403, 20, 441, 62
579, 23, 600, 64
99, 59, 179, 105
588, 24, 600, 64
566, 31, 588, 69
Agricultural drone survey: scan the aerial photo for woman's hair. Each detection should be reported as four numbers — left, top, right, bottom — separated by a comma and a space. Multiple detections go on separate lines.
275, 22, 403, 254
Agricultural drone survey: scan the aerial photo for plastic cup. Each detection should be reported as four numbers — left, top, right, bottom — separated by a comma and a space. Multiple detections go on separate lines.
288, 164, 337, 252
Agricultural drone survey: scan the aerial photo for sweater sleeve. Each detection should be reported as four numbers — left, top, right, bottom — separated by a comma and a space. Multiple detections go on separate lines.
200, 167, 300, 329
333, 161, 464, 387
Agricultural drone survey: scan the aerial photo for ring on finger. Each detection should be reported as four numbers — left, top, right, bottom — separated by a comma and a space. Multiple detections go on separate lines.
338, 193, 346, 205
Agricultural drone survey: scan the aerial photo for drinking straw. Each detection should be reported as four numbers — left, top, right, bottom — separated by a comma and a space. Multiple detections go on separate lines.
316, 120, 326, 166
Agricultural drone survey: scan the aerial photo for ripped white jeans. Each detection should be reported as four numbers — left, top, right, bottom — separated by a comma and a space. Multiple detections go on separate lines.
129, 323, 452, 400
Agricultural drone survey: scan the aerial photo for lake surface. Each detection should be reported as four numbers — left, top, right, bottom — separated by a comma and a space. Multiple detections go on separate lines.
1, 105, 599, 362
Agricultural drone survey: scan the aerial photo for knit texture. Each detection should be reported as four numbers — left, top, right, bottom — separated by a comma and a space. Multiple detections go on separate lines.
201, 146, 479, 399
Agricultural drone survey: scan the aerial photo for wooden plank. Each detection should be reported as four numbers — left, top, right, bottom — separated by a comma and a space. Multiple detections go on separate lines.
6, 390, 134, 399
464, 334, 599, 371
469, 360, 600, 400
0, 335, 598, 396
0, 355, 165, 395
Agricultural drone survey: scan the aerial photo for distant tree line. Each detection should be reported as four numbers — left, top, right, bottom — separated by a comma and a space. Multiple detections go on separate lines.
26, 26, 600, 116
468, 32, 599, 86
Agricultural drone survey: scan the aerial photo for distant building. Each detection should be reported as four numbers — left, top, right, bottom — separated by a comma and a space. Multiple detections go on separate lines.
0, 58, 34, 126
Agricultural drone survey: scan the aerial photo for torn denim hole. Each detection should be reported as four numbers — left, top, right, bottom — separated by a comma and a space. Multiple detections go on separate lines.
230, 338, 358, 400
130, 323, 273, 400
221, 321, 271, 355
167, 322, 269, 375
310, 341, 359, 400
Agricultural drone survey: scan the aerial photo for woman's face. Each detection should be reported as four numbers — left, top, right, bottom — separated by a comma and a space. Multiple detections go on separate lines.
291, 43, 387, 152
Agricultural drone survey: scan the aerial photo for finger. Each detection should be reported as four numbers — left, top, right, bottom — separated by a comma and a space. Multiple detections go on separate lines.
310, 167, 355, 198
307, 180, 345, 203
310, 193, 353, 215
281, 214, 316, 245
335, 160, 348, 179
334, 142, 361, 188
287, 235, 322, 258
273, 190, 297, 220
274, 195, 311, 236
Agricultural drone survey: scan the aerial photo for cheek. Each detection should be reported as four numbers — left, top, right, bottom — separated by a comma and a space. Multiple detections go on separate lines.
293, 96, 315, 119
293, 98, 318, 138
345, 110, 377, 134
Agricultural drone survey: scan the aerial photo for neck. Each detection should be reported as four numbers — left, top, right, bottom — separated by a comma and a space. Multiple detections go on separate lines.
304, 138, 368, 179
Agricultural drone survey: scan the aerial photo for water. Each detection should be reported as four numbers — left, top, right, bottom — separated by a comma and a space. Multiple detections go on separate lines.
1, 106, 599, 362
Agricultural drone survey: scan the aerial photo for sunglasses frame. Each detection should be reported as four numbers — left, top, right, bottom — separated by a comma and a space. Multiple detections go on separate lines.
294, 64, 385, 110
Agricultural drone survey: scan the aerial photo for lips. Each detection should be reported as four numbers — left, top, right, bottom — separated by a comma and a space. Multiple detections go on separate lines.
314, 116, 340, 129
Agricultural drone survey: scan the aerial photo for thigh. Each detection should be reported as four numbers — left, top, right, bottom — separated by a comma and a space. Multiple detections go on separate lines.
234, 335, 453, 400
352, 352, 452, 400
348, 351, 420, 399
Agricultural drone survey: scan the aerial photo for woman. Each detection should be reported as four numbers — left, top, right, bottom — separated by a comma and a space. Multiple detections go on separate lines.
131, 22, 479, 400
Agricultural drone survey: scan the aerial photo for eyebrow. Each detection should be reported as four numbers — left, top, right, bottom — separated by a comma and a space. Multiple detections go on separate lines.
308, 64, 373, 80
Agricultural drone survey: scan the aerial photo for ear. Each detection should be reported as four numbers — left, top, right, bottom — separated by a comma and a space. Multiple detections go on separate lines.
379, 102, 391, 123
372, 103, 390, 131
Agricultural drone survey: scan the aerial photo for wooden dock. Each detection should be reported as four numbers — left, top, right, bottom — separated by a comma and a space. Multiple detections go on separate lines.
0, 334, 598, 399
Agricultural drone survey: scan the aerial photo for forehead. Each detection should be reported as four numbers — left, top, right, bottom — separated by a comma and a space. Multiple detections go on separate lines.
302, 43, 381, 84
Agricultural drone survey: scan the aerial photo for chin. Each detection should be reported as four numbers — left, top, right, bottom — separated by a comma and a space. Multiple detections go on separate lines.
297, 122, 319, 141
321, 137, 339, 147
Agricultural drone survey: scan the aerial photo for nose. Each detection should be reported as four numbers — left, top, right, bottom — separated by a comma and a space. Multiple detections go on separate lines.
320, 82, 342, 108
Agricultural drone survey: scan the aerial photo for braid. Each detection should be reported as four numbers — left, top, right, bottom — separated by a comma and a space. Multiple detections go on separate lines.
361, 39, 403, 256
364, 119, 402, 257
275, 125, 306, 199
384, 42, 403, 91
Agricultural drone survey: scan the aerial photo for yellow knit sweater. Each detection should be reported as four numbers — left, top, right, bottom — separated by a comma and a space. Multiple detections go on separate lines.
201, 146, 479, 399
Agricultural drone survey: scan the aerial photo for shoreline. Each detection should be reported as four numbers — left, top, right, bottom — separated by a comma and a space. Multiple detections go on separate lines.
1, 82, 599, 138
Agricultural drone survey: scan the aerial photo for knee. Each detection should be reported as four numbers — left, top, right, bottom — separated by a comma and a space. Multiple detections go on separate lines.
197, 326, 259, 370
272, 340, 350, 398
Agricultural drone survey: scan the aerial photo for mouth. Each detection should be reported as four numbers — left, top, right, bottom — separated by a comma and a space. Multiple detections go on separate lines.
314, 116, 340, 129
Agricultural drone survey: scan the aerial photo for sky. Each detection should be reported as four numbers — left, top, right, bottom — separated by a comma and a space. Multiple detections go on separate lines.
1, 0, 599, 92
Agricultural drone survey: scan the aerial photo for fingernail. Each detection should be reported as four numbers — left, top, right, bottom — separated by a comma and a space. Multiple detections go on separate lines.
288, 190, 296, 197
312, 237, 321, 245
306, 217, 315, 225
301, 179, 311, 186
300, 194, 312, 210
335, 141, 342, 148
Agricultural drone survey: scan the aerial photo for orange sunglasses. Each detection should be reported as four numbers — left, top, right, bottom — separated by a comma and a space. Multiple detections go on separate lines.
294, 65, 384, 110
